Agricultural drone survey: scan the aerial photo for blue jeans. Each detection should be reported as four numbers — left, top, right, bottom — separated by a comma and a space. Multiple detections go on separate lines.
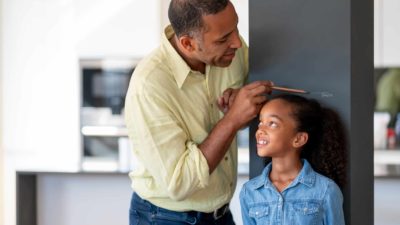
129, 192, 236, 225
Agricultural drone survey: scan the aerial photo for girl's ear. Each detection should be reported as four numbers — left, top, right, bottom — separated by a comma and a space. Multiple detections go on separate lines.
293, 132, 308, 148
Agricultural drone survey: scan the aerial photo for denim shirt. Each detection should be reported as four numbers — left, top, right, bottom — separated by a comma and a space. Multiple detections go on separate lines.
240, 160, 345, 225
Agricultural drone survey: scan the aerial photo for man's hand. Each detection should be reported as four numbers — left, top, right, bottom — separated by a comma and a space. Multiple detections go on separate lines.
217, 88, 239, 114
199, 80, 273, 173
223, 81, 273, 130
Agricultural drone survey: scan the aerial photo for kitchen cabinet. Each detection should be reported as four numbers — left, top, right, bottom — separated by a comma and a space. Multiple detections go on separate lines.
16, 172, 249, 225
76, 0, 160, 58
375, 150, 400, 165
374, 150, 400, 176
374, 0, 400, 67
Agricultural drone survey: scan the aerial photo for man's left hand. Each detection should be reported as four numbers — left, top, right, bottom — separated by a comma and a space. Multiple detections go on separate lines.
217, 88, 239, 114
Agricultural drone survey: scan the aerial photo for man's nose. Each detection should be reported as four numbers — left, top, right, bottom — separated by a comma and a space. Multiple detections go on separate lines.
230, 31, 242, 49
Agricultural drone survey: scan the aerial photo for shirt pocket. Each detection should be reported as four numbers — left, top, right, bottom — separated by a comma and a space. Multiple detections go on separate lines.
249, 206, 270, 225
291, 201, 322, 225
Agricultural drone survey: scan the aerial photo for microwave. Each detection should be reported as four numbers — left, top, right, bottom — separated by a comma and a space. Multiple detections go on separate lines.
79, 58, 139, 172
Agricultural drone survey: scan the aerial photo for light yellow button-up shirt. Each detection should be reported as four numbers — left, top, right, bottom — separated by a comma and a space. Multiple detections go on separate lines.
125, 25, 248, 213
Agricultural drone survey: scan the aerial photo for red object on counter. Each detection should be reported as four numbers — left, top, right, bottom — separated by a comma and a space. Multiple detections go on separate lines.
387, 128, 396, 149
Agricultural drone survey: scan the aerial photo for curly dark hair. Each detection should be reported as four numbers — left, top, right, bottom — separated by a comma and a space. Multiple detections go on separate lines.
168, 0, 229, 37
272, 94, 347, 188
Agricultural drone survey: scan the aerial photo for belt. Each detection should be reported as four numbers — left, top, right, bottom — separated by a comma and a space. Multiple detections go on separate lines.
190, 203, 230, 220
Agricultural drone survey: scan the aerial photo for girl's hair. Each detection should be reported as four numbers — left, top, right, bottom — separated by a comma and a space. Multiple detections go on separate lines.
272, 94, 347, 188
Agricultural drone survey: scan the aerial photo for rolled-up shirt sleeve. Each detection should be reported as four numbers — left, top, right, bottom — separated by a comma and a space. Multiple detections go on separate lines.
126, 90, 210, 201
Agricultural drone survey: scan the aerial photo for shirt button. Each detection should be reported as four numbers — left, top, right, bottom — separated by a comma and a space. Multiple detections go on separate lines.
225, 156, 228, 161
230, 182, 233, 187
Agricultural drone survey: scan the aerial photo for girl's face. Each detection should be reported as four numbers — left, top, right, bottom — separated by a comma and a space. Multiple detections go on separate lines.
255, 99, 305, 158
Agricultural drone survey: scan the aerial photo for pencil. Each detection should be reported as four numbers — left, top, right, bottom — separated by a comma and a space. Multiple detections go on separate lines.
271, 86, 308, 94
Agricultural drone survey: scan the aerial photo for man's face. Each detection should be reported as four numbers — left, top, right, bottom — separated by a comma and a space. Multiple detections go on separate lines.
192, 2, 242, 67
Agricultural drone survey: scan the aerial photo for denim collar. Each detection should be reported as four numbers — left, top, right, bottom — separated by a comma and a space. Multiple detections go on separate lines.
250, 159, 316, 190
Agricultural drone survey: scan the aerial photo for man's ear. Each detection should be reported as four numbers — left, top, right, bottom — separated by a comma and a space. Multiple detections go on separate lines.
178, 35, 195, 52
293, 132, 308, 148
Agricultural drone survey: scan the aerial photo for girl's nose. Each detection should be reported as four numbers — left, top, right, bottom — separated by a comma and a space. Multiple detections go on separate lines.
255, 129, 266, 138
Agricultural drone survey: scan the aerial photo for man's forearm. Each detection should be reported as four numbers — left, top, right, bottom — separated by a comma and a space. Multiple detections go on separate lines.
198, 115, 240, 173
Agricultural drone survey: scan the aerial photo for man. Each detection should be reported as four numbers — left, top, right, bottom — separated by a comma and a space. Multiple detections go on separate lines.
125, 0, 272, 224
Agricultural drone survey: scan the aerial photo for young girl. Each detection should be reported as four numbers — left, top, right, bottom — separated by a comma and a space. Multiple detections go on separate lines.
240, 94, 346, 225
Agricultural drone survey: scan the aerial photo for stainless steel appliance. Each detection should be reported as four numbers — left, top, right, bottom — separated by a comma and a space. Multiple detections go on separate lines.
80, 59, 138, 172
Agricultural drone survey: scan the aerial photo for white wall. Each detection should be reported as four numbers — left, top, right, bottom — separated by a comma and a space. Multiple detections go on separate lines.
374, 0, 400, 67
2, 0, 160, 171
3, 0, 80, 171
75, 0, 160, 58
0, 0, 4, 222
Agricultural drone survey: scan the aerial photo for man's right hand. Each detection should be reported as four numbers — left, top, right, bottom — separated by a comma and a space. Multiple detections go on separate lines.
224, 81, 273, 130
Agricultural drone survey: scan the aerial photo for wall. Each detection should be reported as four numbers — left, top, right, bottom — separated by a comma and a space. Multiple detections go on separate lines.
374, 0, 400, 67
2, 0, 160, 171
0, 0, 4, 222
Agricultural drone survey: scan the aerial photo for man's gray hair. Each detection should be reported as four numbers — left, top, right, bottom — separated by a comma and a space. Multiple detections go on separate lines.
168, 0, 229, 37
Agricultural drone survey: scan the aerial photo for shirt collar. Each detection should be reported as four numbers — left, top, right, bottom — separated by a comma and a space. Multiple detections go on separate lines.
290, 159, 316, 188
161, 25, 192, 89
249, 159, 316, 190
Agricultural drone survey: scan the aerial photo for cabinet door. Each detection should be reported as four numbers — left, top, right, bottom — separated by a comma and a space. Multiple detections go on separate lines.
2, 0, 81, 171
375, 0, 400, 67
76, 0, 160, 58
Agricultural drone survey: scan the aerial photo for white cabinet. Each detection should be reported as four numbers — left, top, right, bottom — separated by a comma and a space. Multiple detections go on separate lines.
374, 0, 400, 67
76, 0, 160, 58
2, 0, 81, 171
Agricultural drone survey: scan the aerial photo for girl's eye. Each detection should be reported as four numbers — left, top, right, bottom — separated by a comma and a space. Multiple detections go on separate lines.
258, 121, 278, 128
268, 121, 278, 128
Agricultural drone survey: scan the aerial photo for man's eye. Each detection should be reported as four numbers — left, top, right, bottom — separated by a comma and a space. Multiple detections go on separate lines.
217, 39, 227, 44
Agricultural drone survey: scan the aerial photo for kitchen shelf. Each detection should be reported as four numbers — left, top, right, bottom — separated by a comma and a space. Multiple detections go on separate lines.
81, 126, 128, 137
374, 150, 400, 165
81, 157, 119, 172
